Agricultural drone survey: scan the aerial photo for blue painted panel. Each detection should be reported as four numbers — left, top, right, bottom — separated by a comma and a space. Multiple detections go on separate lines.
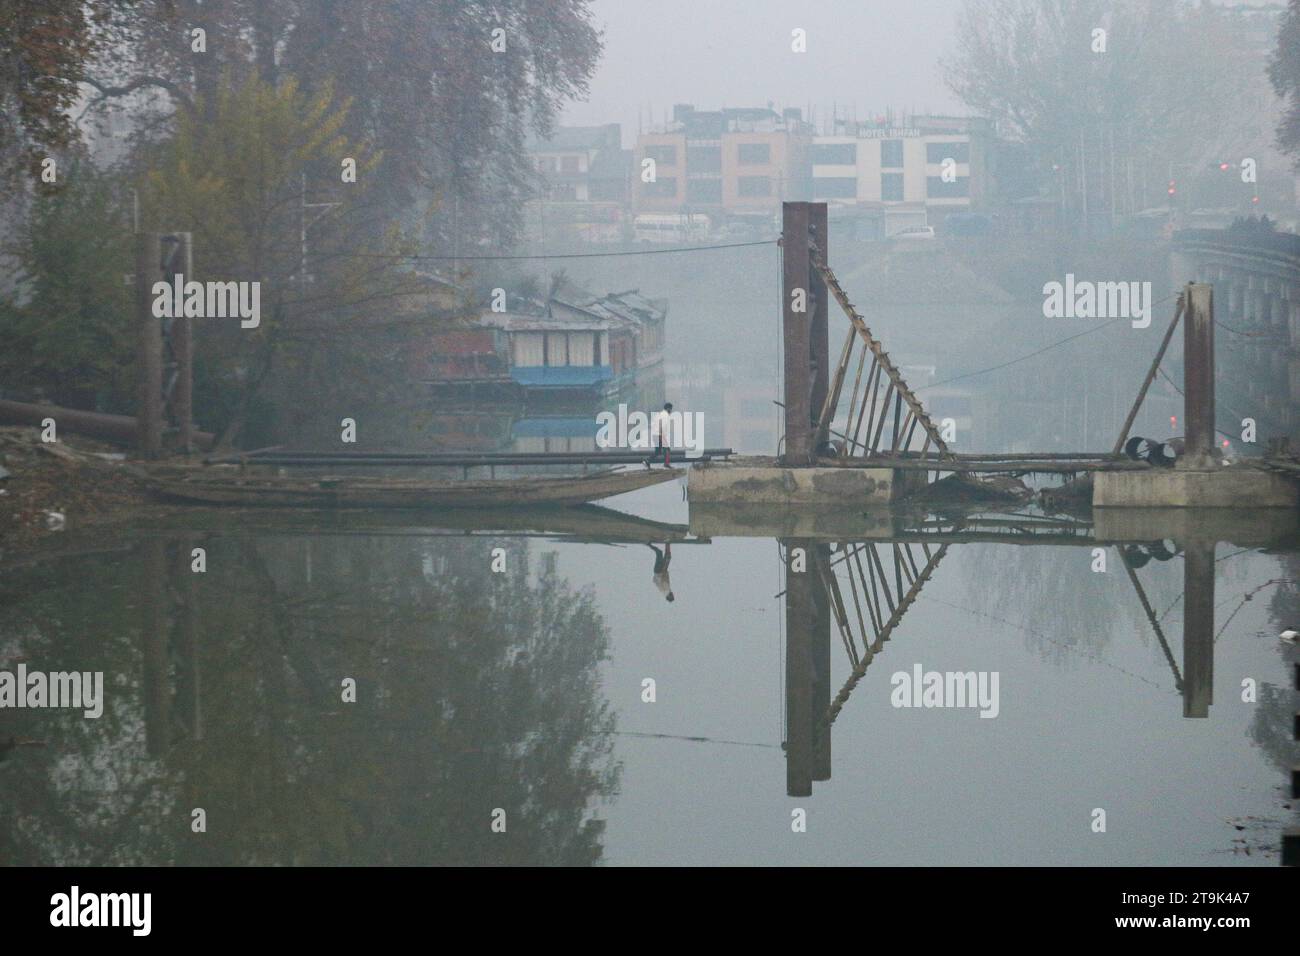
510, 365, 613, 387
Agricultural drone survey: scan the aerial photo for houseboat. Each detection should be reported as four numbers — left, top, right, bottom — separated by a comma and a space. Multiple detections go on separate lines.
423, 280, 666, 401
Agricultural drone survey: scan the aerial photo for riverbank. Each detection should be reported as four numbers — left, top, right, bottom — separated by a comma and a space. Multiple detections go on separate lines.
0, 428, 157, 559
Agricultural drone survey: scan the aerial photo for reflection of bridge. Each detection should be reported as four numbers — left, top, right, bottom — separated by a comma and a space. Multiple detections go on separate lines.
776, 512, 1287, 797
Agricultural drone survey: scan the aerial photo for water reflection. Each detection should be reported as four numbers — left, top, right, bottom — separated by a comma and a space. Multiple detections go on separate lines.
1, 505, 1295, 865
0, 531, 617, 865
776, 511, 1297, 799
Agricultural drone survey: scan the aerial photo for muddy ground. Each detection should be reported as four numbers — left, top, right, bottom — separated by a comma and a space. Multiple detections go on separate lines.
0, 428, 170, 561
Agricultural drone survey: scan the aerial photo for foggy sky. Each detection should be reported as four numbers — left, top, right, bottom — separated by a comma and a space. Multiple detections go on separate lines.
562, 0, 968, 143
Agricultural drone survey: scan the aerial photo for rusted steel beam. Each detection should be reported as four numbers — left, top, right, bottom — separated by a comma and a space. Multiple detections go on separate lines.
809, 253, 954, 461
814, 324, 857, 449
1183, 283, 1217, 469
809, 204, 830, 433
819, 457, 1148, 473
782, 202, 814, 464
1112, 292, 1185, 457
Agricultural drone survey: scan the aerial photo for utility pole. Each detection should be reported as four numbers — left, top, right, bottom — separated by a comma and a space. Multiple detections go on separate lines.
300, 172, 342, 296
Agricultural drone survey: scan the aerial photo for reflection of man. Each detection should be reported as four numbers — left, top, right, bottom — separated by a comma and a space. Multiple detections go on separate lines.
648, 542, 674, 602
652, 402, 673, 467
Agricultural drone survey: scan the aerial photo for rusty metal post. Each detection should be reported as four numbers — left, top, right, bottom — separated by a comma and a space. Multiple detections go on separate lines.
1182, 539, 1214, 718
811, 543, 832, 782
784, 539, 814, 797
782, 202, 813, 464
173, 232, 194, 454
1182, 283, 1216, 468
809, 204, 830, 447
135, 232, 163, 458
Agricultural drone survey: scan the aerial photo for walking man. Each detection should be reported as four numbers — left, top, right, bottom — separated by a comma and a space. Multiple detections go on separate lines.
652, 402, 674, 468
647, 542, 674, 602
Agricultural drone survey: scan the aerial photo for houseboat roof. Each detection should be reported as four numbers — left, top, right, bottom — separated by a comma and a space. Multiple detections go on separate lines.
478, 282, 666, 333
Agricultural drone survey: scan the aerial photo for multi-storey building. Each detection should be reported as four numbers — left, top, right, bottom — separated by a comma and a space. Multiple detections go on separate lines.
808, 114, 989, 236
633, 104, 810, 228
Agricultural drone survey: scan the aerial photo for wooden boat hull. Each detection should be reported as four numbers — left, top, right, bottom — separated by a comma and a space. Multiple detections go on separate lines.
147, 467, 682, 509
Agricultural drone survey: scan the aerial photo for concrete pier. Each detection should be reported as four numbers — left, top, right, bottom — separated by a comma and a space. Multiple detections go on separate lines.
1093, 466, 1298, 509
688, 458, 925, 506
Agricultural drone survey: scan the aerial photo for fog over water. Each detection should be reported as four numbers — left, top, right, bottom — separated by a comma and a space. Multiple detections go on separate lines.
1, 0, 1297, 873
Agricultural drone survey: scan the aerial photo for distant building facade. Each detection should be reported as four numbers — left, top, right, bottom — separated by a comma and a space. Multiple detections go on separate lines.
633, 104, 810, 226
808, 114, 989, 236
526, 124, 631, 242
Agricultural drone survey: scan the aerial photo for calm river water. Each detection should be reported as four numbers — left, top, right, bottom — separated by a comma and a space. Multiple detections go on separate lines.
2, 474, 1296, 866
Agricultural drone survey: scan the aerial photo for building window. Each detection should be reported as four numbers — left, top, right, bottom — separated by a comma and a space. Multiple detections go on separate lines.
881, 139, 904, 168
737, 176, 772, 197
687, 145, 721, 172
513, 332, 544, 367
926, 141, 970, 164
737, 142, 771, 165
645, 145, 677, 167
810, 143, 856, 165
926, 176, 970, 198
687, 178, 722, 203
813, 177, 857, 199
881, 173, 904, 201
560, 155, 580, 173
643, 176, 677, 197
545, 333, 569, 367
568, 332, 595, 366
